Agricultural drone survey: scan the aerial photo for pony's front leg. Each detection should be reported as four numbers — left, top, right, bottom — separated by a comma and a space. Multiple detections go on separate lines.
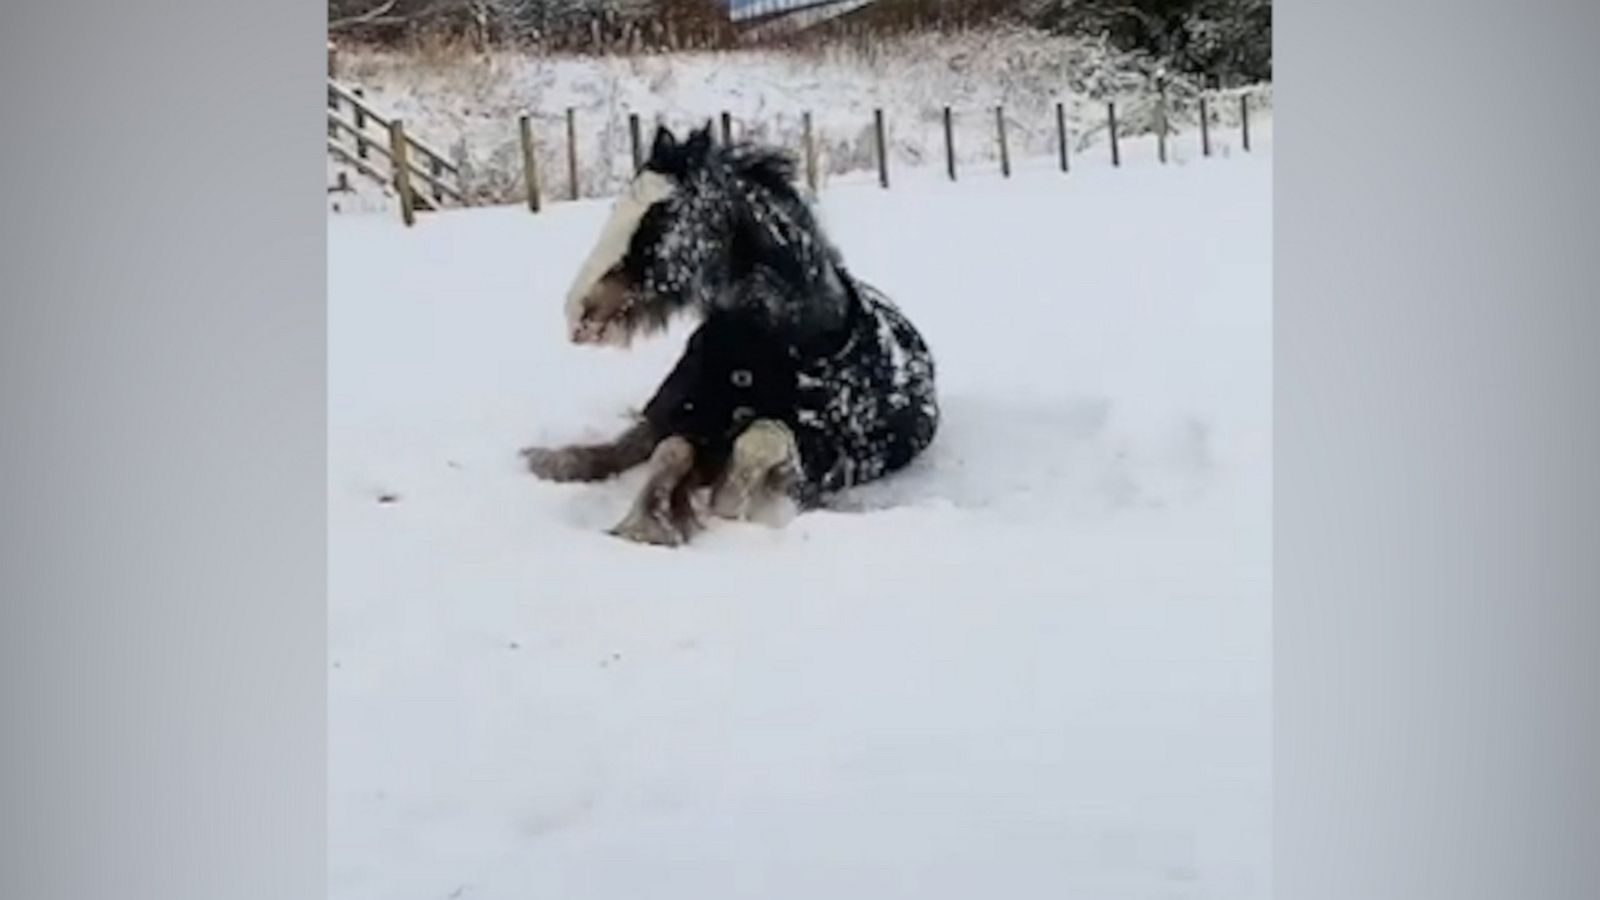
610, 436, 702, 546
522, 419, 655, 482
526, 325, 703, 483
710, 419, 800, 521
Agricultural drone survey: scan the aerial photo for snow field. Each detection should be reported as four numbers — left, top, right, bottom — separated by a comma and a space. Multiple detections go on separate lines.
329, 151, 1272, 899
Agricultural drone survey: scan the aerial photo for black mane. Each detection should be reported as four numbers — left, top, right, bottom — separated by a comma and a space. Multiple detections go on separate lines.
721, 143, 801, 202
644, 123, 802, 201
633, 123, 844, 340
718, 142, 840, 326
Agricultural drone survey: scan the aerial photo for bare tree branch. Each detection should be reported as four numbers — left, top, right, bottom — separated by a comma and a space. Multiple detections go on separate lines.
330, 0, 399, 30
329, 0, 462, 31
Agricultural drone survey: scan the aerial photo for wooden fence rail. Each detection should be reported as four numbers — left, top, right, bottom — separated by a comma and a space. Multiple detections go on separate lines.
326, 110, 465, 205
327, 80, 468, 224
327, 82, 462, 183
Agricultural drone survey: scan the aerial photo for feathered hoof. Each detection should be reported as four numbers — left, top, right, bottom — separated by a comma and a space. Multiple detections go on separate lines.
709, 467, 760, 520
608, 508, 686, 547
522, 446, 599, 482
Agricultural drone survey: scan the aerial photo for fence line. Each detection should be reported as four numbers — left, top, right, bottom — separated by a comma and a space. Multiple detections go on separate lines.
333, 86, 1270, 225
539, 93, 1260, 197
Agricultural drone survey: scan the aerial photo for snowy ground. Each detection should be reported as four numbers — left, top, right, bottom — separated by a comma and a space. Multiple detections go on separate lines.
329, 150, 1272, 899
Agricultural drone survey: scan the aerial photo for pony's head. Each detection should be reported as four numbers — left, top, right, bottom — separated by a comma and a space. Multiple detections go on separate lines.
562, 122, 814, 347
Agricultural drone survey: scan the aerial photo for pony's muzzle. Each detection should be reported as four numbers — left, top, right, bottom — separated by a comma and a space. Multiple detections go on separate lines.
569, 273, 633, 345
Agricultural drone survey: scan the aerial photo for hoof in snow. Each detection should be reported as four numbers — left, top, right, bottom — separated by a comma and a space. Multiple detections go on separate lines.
608, 510, 686, 547
523, 446, 596, 482
709, 466, 760, 520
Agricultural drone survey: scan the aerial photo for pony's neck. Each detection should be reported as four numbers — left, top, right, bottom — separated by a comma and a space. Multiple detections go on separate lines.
713, 179, 851, 341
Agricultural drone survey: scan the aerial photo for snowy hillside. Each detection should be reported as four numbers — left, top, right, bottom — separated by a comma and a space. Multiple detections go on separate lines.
329, 151, 1272, 898
331, 28, 1271, 204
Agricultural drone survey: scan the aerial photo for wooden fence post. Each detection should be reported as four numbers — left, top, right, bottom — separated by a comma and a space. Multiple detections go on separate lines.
1156, 80, 1169, 164
1200, 96, 1211, 157
566, 106, 579, 200
354, 103, 369, 160
1240, 94, 1251, 152
389, 120, 416, 227
943, 106, 956, 181
1107, 101, 1120, 167
874, 108, 889, 189
629, 112, 642, 171
803, 111, 818, 196
1056, 101, 1070, 173
519, 114, 541, 213
996, 106, 1011, 178
429, 158, 445, 205
720, 110, 733, 145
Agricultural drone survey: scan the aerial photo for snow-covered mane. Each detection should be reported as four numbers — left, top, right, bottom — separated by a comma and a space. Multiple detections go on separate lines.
563, 124, 850, 347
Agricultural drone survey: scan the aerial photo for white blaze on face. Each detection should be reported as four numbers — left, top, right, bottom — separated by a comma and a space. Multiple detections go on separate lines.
563, 170, 677, 341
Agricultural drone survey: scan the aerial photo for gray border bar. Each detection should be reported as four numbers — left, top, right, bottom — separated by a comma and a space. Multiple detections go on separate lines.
1, 2, 326, 898
1280, 1, 1600, 897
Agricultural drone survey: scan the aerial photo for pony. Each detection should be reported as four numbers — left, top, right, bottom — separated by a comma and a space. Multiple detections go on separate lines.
521, 124, 939, 545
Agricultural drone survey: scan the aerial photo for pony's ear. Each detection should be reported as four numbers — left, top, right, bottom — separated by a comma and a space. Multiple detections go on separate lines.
648, 125, 679, 168
684, 122, 714, 163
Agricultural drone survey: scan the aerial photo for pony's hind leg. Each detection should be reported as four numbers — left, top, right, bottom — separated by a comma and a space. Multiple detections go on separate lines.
710, 419, 800, 521
610, 436, 699, 546
523, 419, 655, 482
